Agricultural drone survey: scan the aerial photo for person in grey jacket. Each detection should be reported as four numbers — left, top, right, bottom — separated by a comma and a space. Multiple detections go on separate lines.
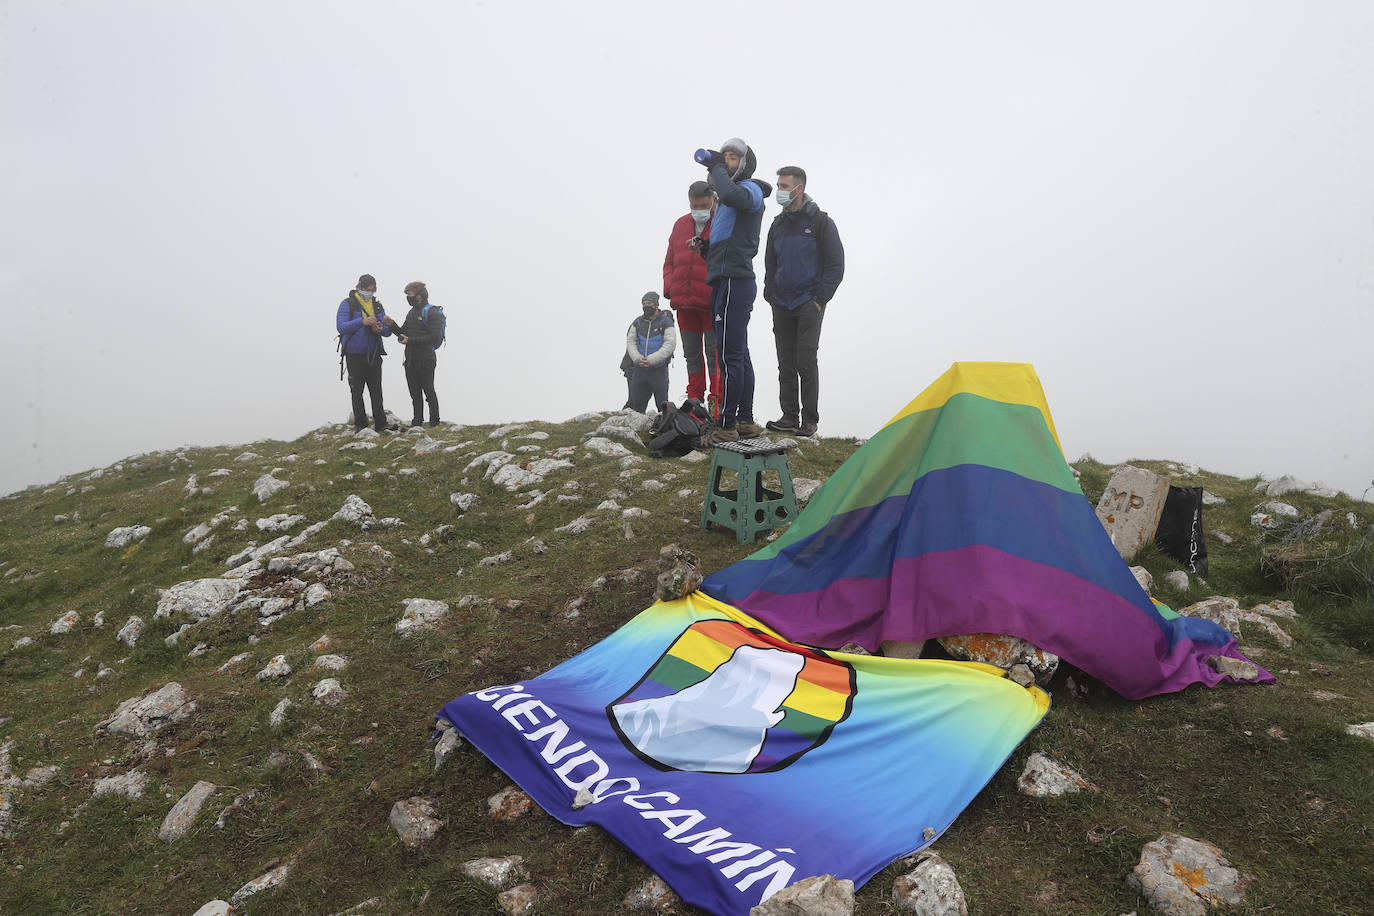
625, 292, 677, 413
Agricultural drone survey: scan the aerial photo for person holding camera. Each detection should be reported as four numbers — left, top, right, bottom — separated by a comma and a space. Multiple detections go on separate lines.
336, 273, 396, 433
690, 137, 771, 444
662, 180, 719, 414
385, 281, 444, 428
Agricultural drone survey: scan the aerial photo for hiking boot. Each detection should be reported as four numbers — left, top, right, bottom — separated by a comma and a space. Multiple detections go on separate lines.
428, 420, 441, 428
799, 422, 818, 437
765, 416, 800, 433
735, 422, 764, 439
699, 426, 740, 447
408, 419, 425, 429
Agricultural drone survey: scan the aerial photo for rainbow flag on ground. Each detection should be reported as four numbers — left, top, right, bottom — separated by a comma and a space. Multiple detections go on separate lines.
439, 592, 1048, 916
702, 361, 1272, 699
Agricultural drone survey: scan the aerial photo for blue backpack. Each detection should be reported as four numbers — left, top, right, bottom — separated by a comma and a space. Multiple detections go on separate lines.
421, 304, 446, 349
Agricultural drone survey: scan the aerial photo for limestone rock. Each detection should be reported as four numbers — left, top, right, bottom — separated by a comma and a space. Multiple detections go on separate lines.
256, 513, 306, 533
270, 698, 292, 730
303, 582, 330, 607
655, 543, 703, 602
792, 478, 825, 507
450, 492, 480, 511
1251, 599, 1298, 619
251, 474, 289, 502
624, 875, 681, 911
99, 682, 197, 737
92, 769, 149, 799
50, 611, 80, 634
156, 578, 243, 621
1179, 597, 1242, 636
492, 457, 574, 491
390, 796, 442, 847
1163, 570, 1190, 592
1017, 751, 1094, 797
1095, 465, 1171, 561
497, 885, 539, 915
1130, 566, 1154, 594
1346, 722, 1374, 741
158, 780, 216, 842
1210, 529, 1233, 546
312, 678, 347, 705
461, 855, 527, 890
751, 873, 855, 915
487, 785, 534, 822
1258, 500, 1299, 518
0, 790, 12, 840
936, 633, 1058, 682
583, 436, 634, 457
229, 860, 292, 907
555, 515, 596, 534
878, 640, 924, 659
190, 902, 234, 916
396, 598, 449, 636
331, 494, 374, 524
1201, 490, 1227, 506
434, 724, 461, 772
116, 616, 145, 647
314, 653, 349, 671
256, 655, 291, 680
1207, 655, 1259, 681
1126, 833, 1250, 916
891, 852, 966, 915
105, 525, 152, 548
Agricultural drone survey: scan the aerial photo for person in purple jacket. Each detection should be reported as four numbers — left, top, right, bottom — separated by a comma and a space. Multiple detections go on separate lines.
336, 273, 396, 432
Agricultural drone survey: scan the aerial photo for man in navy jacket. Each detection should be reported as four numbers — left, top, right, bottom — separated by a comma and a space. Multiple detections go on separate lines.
763, 166, 845, 437
336, 273, 395, 432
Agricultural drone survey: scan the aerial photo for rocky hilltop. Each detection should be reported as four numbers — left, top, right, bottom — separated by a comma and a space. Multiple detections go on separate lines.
1, 413, 1372, 914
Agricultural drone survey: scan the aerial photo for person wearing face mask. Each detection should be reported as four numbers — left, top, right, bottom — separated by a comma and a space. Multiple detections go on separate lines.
384, 281, 444, 428
624, 292, 677, 413
689, 137, 772, 444
763, 166, 846, 437
335, 273, 396, 433
662, 180, 720, 414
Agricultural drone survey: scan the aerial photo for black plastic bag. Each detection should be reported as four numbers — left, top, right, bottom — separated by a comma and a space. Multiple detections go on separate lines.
1155, 485, 1209, 577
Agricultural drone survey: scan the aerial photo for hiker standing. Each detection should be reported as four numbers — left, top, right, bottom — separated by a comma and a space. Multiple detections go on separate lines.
763, 166, 845, 438
690, 138, 771, 443
625, 292, 677, 413
336, 273, 395, 432
386, 281, 444, 428
662, 180, 719, 413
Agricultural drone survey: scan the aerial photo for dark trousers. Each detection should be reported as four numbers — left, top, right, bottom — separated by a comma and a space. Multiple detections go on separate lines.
405, 354, 439, 424
772, 301, 825, 425
628, 365, 670, 413
711, 276, 756, 428
345, 353, 386, 430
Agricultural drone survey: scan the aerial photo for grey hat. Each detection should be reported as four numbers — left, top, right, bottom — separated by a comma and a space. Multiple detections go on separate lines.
641, 291, 660, 304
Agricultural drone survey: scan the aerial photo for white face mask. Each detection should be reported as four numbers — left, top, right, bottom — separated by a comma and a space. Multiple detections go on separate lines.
776, 186, 798, 208
690, 208, 711, 231
358, 289, 375, 301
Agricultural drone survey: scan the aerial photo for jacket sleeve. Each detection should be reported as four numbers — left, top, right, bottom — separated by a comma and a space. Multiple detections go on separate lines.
708, 164, 763, 212
626, 323, 645, 362
762, 220, 779, 305
662, 227, 676, 300
647, 322, 676, 368
815, 216, 846, 305
337, 299, 363, 336
376, 303, 393, 337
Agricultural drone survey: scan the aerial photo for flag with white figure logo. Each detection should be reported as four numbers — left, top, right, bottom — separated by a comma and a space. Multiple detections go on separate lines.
438, 591, 1048, 916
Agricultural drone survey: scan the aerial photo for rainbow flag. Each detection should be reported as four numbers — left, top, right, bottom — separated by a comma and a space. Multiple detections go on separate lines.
438, 592, 1048, 916
702, 362, 1272, 700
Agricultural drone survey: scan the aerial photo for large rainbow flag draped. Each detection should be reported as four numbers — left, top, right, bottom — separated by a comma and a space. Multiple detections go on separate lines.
702, 361, 1272, 699
439, 592, 1048, 916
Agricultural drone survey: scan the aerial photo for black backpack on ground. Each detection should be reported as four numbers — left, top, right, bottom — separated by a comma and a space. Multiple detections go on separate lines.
648, 400, 714, 457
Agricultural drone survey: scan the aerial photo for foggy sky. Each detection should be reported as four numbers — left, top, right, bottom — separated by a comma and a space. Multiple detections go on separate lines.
4, 1, 1372, 498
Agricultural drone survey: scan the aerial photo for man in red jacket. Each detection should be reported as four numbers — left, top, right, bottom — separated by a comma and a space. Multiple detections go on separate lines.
662, 180, 719, 413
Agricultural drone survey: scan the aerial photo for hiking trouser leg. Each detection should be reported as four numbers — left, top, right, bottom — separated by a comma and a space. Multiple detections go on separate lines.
405, 359, 434, 424
363, 357, 386, 430
772, 303, 801, 423
711, 277, 756, 428
681, 328, 706, 401
704, 325, 720, 400
345, 353, 373, 427
627, 374, 652, 413
649, 366, 670, 411
795, 300, 825, 426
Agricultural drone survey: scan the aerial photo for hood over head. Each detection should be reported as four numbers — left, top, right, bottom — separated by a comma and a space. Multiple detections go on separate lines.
720, 137, 756, 181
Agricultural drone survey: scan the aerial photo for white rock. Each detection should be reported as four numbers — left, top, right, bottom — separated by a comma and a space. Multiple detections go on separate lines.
229, 861, 292, 907
1164, 570, 1190, 591
156, 578, 243, 620
251, 474, 289, 502
1126, 833, 1250, 915
208, 468, 231, 477
270, 698, 292, 729
12, 637, 34, 649
283, 520, 328, 551
891, 853, 965, 915
303, 583, 330, 607
450, 492, 480, 511
331, 494, 374, 524
1129, 566, 1154, 593
492, 457, 575, 491
489, 423, 529, 438
623, 875, 681, 911
1346, 722, 1374, 741
1211, 529, 1234, 546
461, 855, 526, 890
583, 437, 633, 457
312, 678, 347, 705
50, 611, 80, 634
1258, 500, 1300, 518
98, 683, 197, 737
92, 611, 105, 627
389, 796, 442, 847
105, 525, 152, 548
1201, 490, 1227, 506
465, 450, 515, 474
158, 780, 216, 842
793, 478, 825, 506
1016, 751, 1094, 797
233, 451, 261, 462
434, 727, 461, 772
315, 654, 349, 671
191, 902, 234, 916
92, 769, 150, 799
116, 616, 145, 647
412, 435, 441, 455
396, 598, 449, 636
256, 655, 291, 680
183, 523, 213, 545
752, 873, 855, 915
498, 884, 539, 916
255, 513, 306, 533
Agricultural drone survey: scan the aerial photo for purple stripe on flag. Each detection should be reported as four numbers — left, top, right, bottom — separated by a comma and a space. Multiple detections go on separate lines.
734, 545, 1273, 700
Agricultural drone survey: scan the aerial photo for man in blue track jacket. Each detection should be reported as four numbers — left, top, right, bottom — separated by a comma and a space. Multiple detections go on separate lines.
763, 166, 845, 437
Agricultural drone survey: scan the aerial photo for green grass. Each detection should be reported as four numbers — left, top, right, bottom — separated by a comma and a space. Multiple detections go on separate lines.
2, 428, 1372, 914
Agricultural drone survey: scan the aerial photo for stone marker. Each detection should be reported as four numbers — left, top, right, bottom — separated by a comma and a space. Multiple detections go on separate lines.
750, 873, 854, 915
1126, 833, 1250, 916
1094, 465, 1170, 561
159, 780, 216, 842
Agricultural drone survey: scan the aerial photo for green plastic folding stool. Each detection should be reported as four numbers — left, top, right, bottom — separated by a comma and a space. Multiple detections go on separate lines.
699, 439, 799, 544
